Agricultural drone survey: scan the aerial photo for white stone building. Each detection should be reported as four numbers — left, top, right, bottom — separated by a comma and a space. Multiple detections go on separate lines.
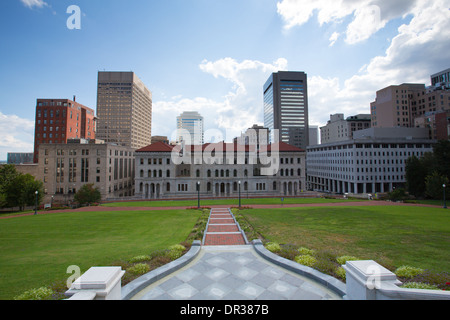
307, 128, 435, 195
135, 141, 306, 199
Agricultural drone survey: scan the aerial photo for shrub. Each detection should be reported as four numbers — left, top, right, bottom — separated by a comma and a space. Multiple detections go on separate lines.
336, 255, 359, 265
294, 255, 317, 267
166, 244, 186, 260
401, 282, 439, 290
127, 263, 150, 275
14, 287, 54, 300
265, 242, 281, 253
298, 247, 315, 256
168, 244, 186, 252
129, 255, 151, 263
335, 267, 346, 280
395, 266, 424, 278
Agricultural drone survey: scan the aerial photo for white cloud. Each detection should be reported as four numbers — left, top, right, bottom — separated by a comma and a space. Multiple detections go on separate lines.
20, 0, 48, 9
0, 112, 35, 160
277, 0, 360, 29
276, 0, 434, 44
345, 4, 387, 44
329, 32, 340, 47
307, 0, 450, 127
152, 58, 288, 142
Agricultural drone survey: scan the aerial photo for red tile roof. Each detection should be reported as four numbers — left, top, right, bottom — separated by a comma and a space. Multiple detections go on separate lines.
264, 141, 305, 152
136, 141, 304, 153
135, 141, 174, 152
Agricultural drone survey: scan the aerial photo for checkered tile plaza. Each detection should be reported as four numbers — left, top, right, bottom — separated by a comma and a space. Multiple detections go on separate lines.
128, 208, 343, 300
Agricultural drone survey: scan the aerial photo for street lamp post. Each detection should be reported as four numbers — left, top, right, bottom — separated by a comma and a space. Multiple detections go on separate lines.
197, 181, 200, 209
444, 184, 447, 209
34, 191, 38, 215
238, 181, 241, 209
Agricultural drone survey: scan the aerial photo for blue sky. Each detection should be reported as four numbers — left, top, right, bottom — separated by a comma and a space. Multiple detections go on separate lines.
0, 0, 449, 160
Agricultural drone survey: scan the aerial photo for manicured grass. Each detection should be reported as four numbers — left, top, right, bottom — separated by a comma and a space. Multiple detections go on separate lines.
0, 209, 201, 300
242, 206, 450, 272
102, 197, 359, 208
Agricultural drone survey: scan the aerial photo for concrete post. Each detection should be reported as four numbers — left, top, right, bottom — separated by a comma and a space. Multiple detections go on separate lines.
343, 260, 401, 300
65, 267, 125, 300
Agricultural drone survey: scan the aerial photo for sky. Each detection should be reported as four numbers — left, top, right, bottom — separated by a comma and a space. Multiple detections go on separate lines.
0, 0, 449, 160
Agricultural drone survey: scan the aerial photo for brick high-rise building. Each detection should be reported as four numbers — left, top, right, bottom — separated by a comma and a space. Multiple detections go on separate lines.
33, 98, 96, 163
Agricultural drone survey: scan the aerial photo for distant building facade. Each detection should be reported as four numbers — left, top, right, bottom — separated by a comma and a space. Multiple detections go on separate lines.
96, 71, 152, 149
309, 126, 319, 146
7, 152, 34, 164
37, 139, 135, 204
431, 68, 450, 88
176, 111, 204, 145
264, 71, 309, 150
151, 136, 170, 144
414, 109, 450, 140
320, 114, 371, 144
33, 98, 95, 163
135, 141, 306, 200
307, 128, 435, 195
235, 124, 270, 148
371, 69, 450, 130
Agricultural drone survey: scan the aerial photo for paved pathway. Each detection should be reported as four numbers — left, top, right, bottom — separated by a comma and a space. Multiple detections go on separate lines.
127, 208, 343, 300
203, 208, 246, 246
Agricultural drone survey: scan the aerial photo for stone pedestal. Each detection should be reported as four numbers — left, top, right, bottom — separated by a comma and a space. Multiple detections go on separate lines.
343, 260, 401, 300
65, 267, 125, 300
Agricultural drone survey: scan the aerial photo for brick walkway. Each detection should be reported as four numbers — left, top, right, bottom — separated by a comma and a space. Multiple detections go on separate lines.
203, 208, 247, 246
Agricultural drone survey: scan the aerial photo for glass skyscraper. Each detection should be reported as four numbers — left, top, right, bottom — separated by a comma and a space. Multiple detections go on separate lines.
264, 71, 309, 150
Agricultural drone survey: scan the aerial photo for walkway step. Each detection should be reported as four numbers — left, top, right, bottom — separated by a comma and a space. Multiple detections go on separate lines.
203, 208, 247, 246
203, 233, 247, 246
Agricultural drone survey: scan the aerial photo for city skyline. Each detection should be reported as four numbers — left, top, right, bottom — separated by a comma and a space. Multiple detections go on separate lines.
1, 0, 449, 160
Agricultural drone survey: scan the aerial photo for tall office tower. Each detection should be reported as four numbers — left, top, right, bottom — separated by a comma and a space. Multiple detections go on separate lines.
33, 98, 96, 163
176, 111, 204, 145
96, 71, 152, 150
264, 71, 309, 150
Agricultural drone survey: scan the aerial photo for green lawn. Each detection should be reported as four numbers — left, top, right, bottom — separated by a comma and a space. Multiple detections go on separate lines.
102, 197, 359, 208
242, 206, 450, 272
0, 209, 201, 300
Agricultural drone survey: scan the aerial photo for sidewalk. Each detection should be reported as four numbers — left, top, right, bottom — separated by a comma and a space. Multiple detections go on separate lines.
123, 208, 345, 300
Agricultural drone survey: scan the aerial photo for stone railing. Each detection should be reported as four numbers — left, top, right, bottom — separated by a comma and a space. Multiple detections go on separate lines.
343, 260, 450, 300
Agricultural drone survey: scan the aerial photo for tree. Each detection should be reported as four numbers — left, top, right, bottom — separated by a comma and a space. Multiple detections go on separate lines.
74, 184, 101, 205
0, 165, 20, 208
432, 140, 450, 180
405, 156, 427, 198
3, 173, 44, 211
425, 171, 449, 200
